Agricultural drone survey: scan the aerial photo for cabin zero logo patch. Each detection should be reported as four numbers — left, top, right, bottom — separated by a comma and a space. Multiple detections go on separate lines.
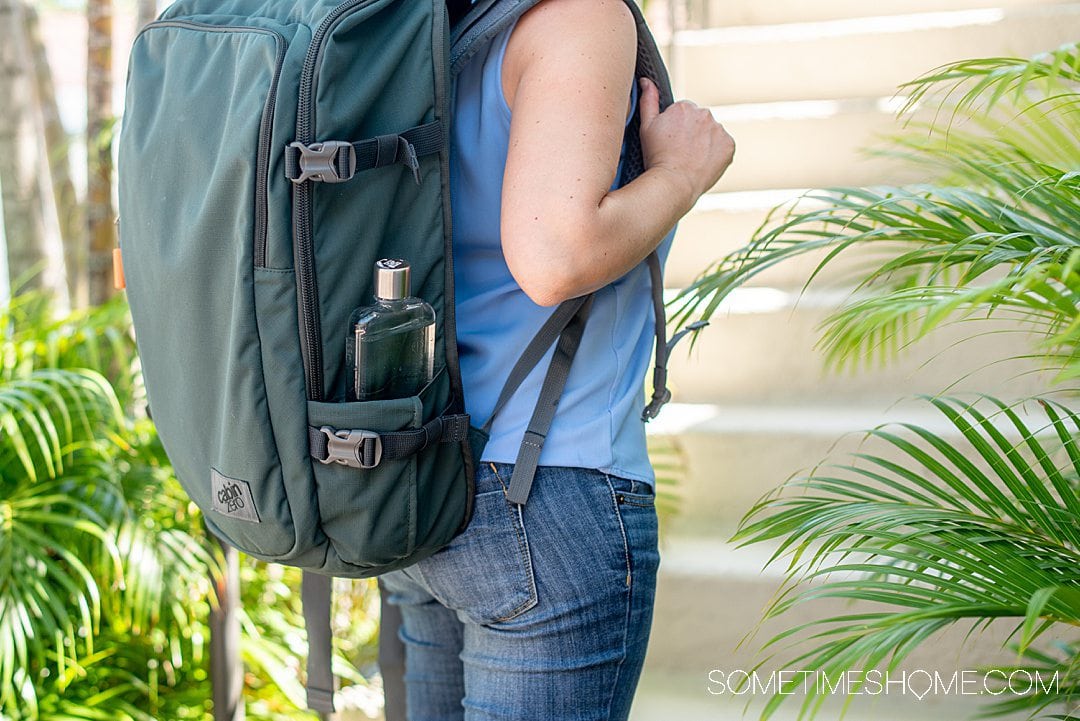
211, 468, 261, 523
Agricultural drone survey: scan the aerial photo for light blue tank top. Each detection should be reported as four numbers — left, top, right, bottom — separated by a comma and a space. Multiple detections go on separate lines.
451, 18, 675, 487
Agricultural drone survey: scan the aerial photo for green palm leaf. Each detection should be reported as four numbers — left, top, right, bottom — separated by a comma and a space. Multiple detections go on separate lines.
1, 291, 140, 409
899, 43, 1080, 121
731, 395, 1080, 720
0, 370, 128, 714
673, 43, 1080, 382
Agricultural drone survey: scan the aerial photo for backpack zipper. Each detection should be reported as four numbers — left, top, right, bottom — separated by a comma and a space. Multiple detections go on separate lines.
294, 0, 383, 402
136, 20, 286, 270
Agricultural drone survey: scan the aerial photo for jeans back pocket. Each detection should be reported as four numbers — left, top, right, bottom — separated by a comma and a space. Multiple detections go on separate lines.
413, 463, 538, 625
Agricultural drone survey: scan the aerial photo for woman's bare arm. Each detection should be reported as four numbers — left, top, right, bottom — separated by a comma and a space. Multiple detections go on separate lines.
500, 0, 735, 307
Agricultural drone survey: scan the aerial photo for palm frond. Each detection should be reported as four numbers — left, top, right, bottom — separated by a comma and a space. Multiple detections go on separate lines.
1, 290, 140, 409
647, 433, 687, 528
899, 42, 1080, 121
0, 370, 128, 713
674, 110, 1080, 382
816, 255, 1080, 376
731, 396, 1080, 720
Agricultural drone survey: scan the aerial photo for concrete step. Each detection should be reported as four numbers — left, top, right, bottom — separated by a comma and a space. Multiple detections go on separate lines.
670, 4, 1080, 105
660, 293, 1058, 405
642, 536, 1073, 706
707, 97, 923, 193
682, 0, 1076, 28
647, 399, 1065, 537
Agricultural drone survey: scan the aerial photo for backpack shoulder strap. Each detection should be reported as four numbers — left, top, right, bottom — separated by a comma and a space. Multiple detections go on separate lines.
481, 294, 592, 435
504, 295, 594, 504
616, 0, 701, 421
450, 0, 542, 77
458, 0, 695, 503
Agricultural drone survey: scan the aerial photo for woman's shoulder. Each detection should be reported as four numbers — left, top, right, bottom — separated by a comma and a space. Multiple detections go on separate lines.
501, 0, 636, 111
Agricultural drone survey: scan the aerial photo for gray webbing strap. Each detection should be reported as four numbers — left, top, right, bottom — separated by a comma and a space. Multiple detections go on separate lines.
285, 121, 442, 184
505, 295, 595, 505
641, 251, 670, 420
482, 295, 591, 435
308, 413, 470, 469
640, 251, 710, 420
302, 571, 335, 715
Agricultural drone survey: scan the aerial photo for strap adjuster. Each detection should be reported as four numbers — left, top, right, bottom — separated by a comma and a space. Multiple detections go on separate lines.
318, 426, 382, 469
287, 141, 356, 184
641, 387, 672, 422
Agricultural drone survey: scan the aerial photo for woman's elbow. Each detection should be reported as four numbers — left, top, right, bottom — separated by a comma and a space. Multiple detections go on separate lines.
503, 211, 613, 306
504, 250, 581, 307
513, 270, 576, 308
502, 221, 591, 307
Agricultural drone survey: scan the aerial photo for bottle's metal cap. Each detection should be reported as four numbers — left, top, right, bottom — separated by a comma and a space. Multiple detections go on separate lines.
374, 258, 410, 300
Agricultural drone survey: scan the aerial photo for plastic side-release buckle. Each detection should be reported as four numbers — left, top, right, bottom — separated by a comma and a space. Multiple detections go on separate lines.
287, 141, 357, 184
319, 426, 382, 469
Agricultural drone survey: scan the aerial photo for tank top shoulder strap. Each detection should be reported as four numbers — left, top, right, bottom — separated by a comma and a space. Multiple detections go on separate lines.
483, 15, 521, 120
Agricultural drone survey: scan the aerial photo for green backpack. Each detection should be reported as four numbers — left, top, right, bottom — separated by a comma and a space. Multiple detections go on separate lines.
118, 0, 686, 712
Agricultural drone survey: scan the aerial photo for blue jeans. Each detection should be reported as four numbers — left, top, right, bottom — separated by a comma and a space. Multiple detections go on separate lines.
379, 461, 660, 721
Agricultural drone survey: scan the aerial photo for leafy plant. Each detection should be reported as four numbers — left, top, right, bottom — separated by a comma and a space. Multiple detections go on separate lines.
733, 395, 1080, 719
673, 43, 1080, 382
0, 290, 381, 720
677, 42, 1080, 720
0, 369, 127, 716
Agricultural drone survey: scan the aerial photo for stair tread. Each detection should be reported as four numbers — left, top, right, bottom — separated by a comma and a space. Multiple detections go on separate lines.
659, 536, 789, 580
672, 0, 1075, 30
676, 5, 1061, 44
647, 401, 1058, 436
671, 4, 1080, 104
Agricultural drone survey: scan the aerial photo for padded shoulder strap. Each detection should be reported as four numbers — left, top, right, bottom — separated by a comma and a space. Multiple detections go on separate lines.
450, 0, 541, 77
457, 0, 681, 438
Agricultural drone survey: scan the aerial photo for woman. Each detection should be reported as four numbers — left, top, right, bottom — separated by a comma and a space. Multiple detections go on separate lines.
379, 0, 735, 718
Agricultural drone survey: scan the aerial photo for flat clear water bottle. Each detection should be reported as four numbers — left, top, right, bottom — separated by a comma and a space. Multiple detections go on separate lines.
345, 258, 435, 401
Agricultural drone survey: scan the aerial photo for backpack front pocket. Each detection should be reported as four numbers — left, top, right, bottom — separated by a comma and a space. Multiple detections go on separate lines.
119, 19, 298, 558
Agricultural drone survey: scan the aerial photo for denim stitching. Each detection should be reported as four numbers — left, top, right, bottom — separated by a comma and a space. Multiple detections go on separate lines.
604, 475, 633, 589
618, 494, 655, 508
488, 463, 538, 622
602, 473, 633, 721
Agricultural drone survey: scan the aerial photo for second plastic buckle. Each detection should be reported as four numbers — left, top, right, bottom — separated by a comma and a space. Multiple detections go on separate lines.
319, 426, 382, 469
288, 141, 356, 184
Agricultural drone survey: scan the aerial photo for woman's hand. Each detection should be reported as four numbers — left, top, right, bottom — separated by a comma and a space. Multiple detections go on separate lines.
638, 77, 735, 203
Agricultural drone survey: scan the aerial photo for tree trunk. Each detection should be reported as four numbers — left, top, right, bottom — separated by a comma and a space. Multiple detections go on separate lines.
0, 0, 60, 297
378, 578, 408, 721
210, 539, 244, 721
86, 0, 116, 306
25, 3, 85, 307
136, 0, 158, 31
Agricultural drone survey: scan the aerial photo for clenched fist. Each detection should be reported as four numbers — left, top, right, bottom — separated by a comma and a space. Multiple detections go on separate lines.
638, 76, 735, 203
